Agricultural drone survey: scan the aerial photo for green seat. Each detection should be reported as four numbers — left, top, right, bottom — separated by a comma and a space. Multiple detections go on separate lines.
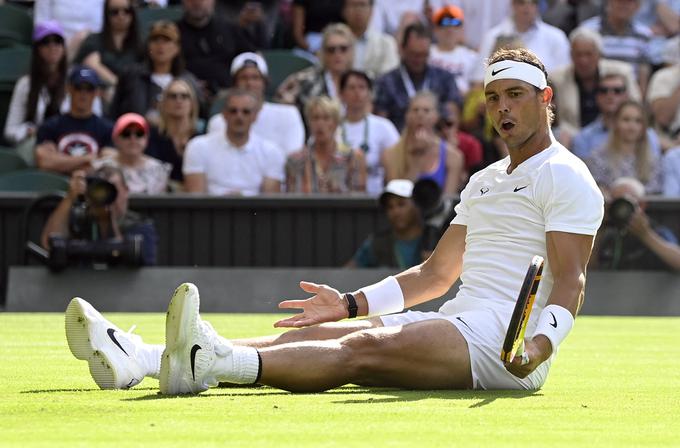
0, 4, 33, 48
137, 6, 184, 38
0, 46, 31, 85
0, 148, 29, 174
261, 50, 315, 100
0, 169, 69, 192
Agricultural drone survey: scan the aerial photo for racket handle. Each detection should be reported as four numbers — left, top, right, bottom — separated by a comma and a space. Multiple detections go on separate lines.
515, 340, 525, 357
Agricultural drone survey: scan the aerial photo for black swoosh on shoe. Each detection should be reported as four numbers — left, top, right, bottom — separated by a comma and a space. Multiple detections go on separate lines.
107, 328, 129, 356
190, 344, 201, 381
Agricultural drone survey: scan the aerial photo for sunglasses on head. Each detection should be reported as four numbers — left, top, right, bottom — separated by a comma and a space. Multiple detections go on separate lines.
597, 86, 626, 95
227, 107, 253, 116
324, 44, 350, 54
108, 6, 133, 16
120, 128, 146, 139
73, 83, 96, 92
166, 91, 191, 100
38, 35, 64, 46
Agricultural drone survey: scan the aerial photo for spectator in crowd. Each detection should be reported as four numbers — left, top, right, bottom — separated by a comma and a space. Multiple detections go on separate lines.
382, 91, 465, 195
446, 0, 511, 51
478, 0, 571, 73
97, 113, 171, 194
646, 48, 680, 149
147, 79, 202, 188
207, 52, 305, 156
3, 22, 75, 164
339, 70, 400, 196
586, 100, 663, 194
109, 21, 202, 121
286, 96, 366, 193
346, 179, 434, 268
40, 165, 158, 266
276, 23, 355, 116
369, 0, 434, 37
437, 101, 483, 178
35, 67, 114, 175
75, 0, 142, 90
34, 0, 105, 61
177, 0, 255, 98
291, 0, 344, 56
663, 147, 680, 196
580, 0, 652, 90
428, 5, 483, 96
632, 0, 680, 68
550, 26, 641, 139
217, 1, 281, 49
183, 88, 284, 195
591, 177, 680, 271
572, 72, 661, 160
541, 0, 599, 36
342, 0, 399, 79
373, 22, 461, 132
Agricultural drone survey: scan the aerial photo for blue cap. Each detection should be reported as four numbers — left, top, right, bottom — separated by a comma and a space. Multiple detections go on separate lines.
68, 66, 101, 87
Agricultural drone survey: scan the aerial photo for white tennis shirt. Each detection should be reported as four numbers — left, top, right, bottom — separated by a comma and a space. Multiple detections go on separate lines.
440, 140, 604, 324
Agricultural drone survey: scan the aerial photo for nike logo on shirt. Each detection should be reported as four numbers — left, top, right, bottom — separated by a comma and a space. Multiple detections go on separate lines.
455, 316, 472, 331
190, 344, 201, 381
514, 185, 528, 192
107, 328, 129, 356
549, 312, 557, 328
491, 67, 511, 76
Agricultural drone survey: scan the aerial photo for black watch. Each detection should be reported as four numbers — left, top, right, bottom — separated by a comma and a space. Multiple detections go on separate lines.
344, 293, 358, 319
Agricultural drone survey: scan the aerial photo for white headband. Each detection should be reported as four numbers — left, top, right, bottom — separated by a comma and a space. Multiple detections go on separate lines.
484, 60, 547, 89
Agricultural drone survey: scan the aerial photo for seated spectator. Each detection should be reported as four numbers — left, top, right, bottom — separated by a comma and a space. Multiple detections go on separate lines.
75, 0, 143, 90
183, 88, 283, 195
177, 0, 255, 98
40, 166, 158, 266
580, 0, 653, 89
591, 177, 680, 271
478, 0, 571, 73
437, 101, 483, 178
646, 54, 680, 150
428, 5, 483, 96
286, 96, 366, 193
550, 27, 641, 138
542, 0, 599, 36
147, 79, 202, 188
632, 0, 680, 68
368, 0, 431, 37
382, 91, 464, 195
586, 100, 663, 194
339, 70, 400, 195
342, 0, 399, 79
276, 23, 355, 115
109, 21, 202, 121
572, 72, 660, 160
97, 113, 171, 194
35, 67, 114, 175
373, 22, 461, 132
291, 0, 344, 55
663, 146, 680, 196
346, 179, 434, 268
207, 52, 305, 156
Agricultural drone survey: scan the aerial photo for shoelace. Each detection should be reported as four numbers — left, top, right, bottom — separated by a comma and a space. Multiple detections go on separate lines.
199, 320, 231, 356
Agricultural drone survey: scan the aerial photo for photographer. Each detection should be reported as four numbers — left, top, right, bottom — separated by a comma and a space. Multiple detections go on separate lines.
40, 166, 158, 268
591, 177, 680, 271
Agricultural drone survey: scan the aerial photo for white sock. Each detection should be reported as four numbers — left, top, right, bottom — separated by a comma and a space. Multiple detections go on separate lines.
141, 344, 164, 379
213, 345, 260, 384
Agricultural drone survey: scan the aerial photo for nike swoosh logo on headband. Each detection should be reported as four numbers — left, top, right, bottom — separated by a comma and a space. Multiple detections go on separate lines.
491, 67, 511, 76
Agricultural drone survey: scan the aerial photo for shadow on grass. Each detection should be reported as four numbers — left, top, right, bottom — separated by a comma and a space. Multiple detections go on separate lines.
21, 387, 159, 394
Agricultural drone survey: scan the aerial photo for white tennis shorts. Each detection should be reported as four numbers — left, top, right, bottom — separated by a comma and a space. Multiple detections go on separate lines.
379, 305, 552, 390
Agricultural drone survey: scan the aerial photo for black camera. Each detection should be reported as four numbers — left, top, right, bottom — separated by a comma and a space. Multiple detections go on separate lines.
412, 179, 456, 251
608, 197, 636, 229
47, 234, 144, 271
69, 176, 118, 239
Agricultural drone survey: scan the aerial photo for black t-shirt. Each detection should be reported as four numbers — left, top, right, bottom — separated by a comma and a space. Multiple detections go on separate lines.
293, 0, 344, 33
146, 126, 196, 182
75, 32, 142, 79
37, 114, 114, 156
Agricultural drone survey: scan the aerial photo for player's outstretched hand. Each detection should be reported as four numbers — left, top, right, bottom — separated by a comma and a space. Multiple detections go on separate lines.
274, 281, 347, 328
503, 336, 552, 379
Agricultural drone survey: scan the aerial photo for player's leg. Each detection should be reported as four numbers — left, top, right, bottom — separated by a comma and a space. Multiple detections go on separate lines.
65, 298, 163, 389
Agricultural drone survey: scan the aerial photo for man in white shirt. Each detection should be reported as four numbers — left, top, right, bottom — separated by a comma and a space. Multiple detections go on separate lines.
184, 88, 284, 196
65, 49, 604, 394
207, 52, 305, 156
478, 0, 571, 74
339, 70, 400, 195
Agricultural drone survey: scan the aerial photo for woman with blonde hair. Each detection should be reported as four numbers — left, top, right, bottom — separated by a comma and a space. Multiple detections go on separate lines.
382, 91, 464, 195
586, 100, 663, 194
286, 96, 366, 193
147, 78, 201, 188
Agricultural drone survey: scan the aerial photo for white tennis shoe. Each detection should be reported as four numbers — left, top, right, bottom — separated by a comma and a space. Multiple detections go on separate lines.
65, 297, 148, 390
159, 283, 233, 395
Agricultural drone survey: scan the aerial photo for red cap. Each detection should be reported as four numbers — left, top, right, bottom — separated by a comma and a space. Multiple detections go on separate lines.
113, 113, 149, 138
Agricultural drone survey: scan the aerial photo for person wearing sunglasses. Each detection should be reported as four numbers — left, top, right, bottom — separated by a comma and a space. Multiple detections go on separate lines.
572, 72, 661, 161
35, 66, 115, 175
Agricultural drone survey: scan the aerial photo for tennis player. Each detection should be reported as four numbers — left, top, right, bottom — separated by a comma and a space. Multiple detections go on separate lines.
66, 48, 604, 393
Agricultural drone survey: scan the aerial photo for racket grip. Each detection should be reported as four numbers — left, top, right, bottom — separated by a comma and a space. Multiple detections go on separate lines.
515, 340, 525, 357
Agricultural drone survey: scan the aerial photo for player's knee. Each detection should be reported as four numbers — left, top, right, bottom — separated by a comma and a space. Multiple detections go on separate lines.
341, 330, 399, 381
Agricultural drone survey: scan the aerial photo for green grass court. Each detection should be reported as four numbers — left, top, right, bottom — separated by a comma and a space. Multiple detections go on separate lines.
1, 313, 679, 447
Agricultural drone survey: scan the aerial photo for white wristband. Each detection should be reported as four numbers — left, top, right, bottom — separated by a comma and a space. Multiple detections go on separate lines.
533, 304, 574, 353
359, 276, 405, 316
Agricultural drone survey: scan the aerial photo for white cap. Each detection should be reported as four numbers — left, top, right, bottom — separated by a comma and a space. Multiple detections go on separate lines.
380, 179, 414, 204
230, 52, 268, 77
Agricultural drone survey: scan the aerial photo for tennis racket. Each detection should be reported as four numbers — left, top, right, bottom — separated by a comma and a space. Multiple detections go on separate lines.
500, 255, 545, 364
